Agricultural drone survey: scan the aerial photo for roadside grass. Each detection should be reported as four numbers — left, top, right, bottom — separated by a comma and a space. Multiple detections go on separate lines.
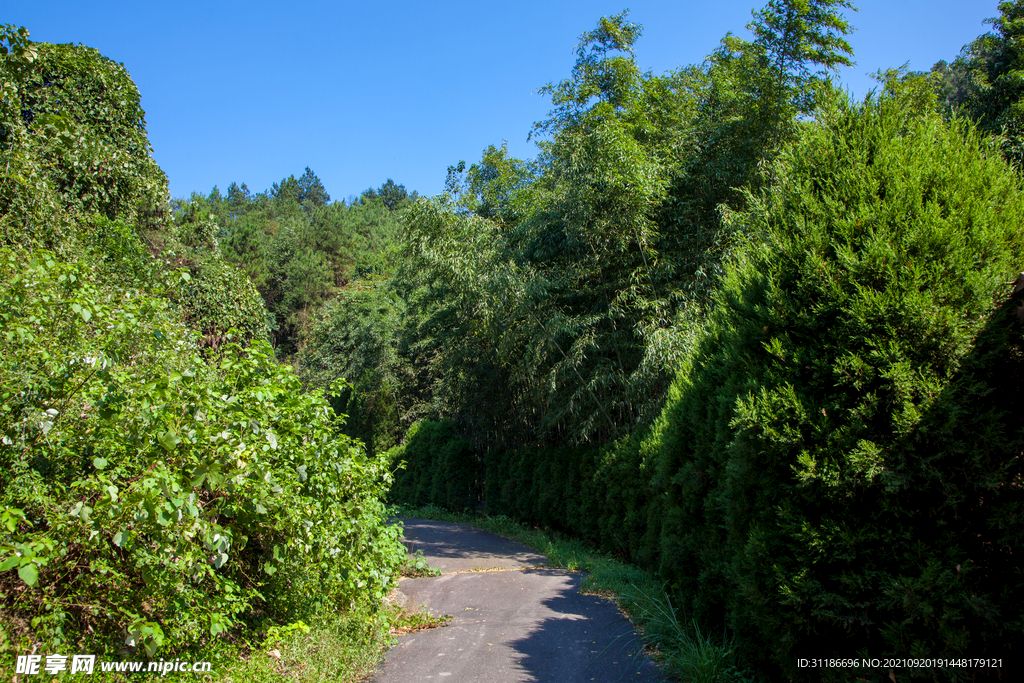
199, 596, 448, 683
205, 611, 396, 683
73, 599, 446, 682
70, 609, 395, 682
392, 503, 762, 683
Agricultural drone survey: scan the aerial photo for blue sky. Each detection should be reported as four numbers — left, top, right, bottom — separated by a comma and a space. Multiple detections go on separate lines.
9, 1, 999, 202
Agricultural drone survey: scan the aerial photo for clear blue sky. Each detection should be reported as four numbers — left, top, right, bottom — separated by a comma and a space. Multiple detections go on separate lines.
9, 1, 998, 202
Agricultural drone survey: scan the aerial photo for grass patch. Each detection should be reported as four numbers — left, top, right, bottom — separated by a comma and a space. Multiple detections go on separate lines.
207, 611, 395, 683
65, 603, 449, 682
60, 610, 395, 682
392, 503, 763, 683
204, 604, 449, 681
388, 608, 452, 636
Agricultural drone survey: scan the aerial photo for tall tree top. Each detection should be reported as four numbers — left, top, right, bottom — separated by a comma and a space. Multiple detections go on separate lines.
732, 0, 857, 115
272, 167, 330, 209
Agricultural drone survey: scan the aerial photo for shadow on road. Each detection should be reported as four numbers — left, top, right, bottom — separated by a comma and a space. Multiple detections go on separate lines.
373, 519, 663, 682
505, 568, 661, 682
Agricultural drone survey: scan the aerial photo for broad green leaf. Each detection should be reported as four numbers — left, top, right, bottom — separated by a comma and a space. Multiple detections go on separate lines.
209, 614, 227, 636
157, 430, 180, 452
18, 562, 38, 587
191, 467, 208, 488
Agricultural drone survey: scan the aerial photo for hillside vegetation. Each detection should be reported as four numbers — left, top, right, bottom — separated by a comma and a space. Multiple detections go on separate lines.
0, 27, 404, 667
4, 1, 1024, 681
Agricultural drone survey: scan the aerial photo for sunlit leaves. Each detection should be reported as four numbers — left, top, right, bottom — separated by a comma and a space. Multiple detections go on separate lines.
1, 252, 406, 652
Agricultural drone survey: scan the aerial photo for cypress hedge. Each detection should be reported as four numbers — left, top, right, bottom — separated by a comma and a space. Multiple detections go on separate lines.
388, 419, 482, 511
640, 85, 1024, 679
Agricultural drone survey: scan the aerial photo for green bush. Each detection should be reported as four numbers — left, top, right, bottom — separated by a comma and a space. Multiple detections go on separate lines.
173, 248, 271, 349
645, 84, 1024, 679
1, 31, 404, 663
0, 248, 406, 656
1, 41, 168, 246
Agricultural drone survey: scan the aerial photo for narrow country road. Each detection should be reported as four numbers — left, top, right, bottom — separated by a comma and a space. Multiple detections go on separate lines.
371, 518, 664, 683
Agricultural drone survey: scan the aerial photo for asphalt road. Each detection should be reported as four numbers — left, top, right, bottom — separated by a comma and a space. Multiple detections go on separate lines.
371, 518, 664, 683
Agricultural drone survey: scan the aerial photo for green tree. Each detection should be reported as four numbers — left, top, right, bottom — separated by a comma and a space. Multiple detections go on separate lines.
376, 178, 408, 210
506, 11, 686, 440
225, 181, 252, 216
460, 143, 536, 225
370, 3, 859, 448
747, 0, 856, 114
930, 0, 1024, 165
298, 166, 330, 209
271, 174, 301, 205
700, 0, 856, 191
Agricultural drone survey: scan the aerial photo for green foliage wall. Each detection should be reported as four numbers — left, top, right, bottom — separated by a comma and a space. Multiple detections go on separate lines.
16, 43, 167, 226
476, 87, 1024, 681
387, 420, 482, 511
633, 85, 1024, 679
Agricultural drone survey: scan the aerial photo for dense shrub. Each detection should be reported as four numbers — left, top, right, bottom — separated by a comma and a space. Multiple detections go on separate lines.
173, 247, 271, 349
0, 249, 405, 656
642, 84, 1024, 679
1, 41, 168, 246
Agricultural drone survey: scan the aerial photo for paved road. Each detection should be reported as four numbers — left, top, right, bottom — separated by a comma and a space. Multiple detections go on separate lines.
371, 518, 664, 683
